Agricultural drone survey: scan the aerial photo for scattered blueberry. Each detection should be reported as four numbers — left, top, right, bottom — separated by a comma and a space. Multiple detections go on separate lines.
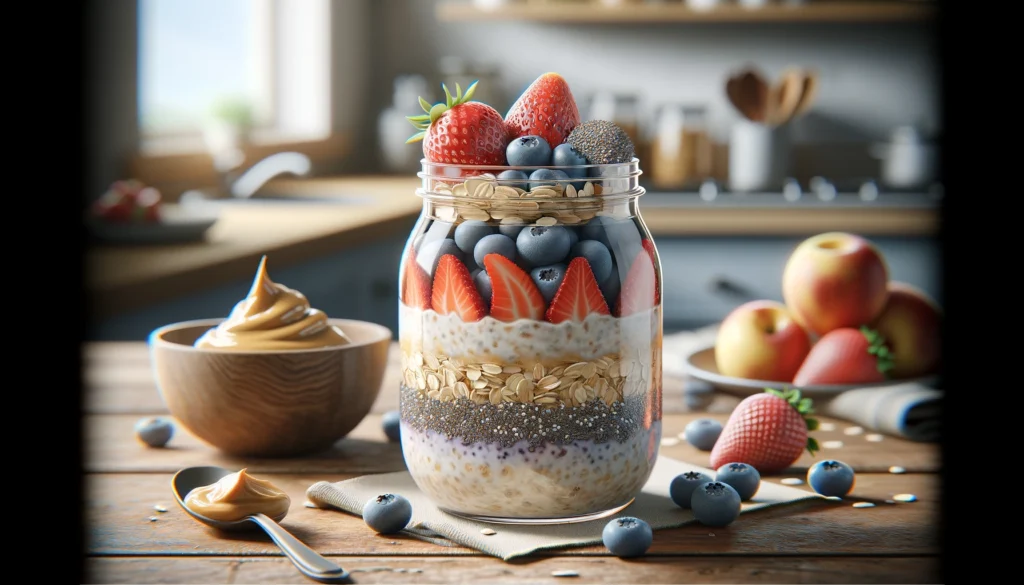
496, 169, 529, 191
382, 410, 401, 442
516, 226, 571, 267
528, 168, 570, 191
498, 223, 526, 240
134, 417, 174, 448
690, 481, 742, 527
473, 233, 516, 267
669, 470, 713, 509
602, 516, 653, 558
530, 263, 567, 303
568, 240, 613, 283
715, 462, 761, 501
363, 493, 412, 534
472, 268, 492, 302
683, 379, 715, 411
416, 238, 463, 276
807, 460, 856, 498
552, 143, 589, 189
684, 418, 724, 451
454, 220, 496, 255
506, 135, 552, 168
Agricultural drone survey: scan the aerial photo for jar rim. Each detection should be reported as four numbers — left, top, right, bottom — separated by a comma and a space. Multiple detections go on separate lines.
418, 157, 640, 172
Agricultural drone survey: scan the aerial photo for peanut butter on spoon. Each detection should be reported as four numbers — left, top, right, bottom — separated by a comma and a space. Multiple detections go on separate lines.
183, 468, 291, 522
194, 255, 351, 350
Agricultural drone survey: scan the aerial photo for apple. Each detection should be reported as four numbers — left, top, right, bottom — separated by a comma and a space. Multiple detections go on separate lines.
715, 299, 812, 382
781, 232, 890, 337
868, 281, 942, 378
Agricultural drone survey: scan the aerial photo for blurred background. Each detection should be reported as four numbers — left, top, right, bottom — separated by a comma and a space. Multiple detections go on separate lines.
84, 0, 942, 341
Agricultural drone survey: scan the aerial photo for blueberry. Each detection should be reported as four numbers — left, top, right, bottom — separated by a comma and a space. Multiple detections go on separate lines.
599, 260, 621, 308
516, 226, 571, 267
552, 143, 588, 189
506, 135, 552, 168
416, 238, 463, 276
715, 462, 761, 501
497, 169, 529, 191
382, 410, 401, 442
472, 268, 492, 302
134, 417, 173, 448
473, 233, 516, 267
683, 379, 715, 411
363, 493, 412, 534
568, 240, 613, 283
684, 418, 724, 451
807, 460, 856, 498
565, 226, 580, 249
498, 223, 525, 240
669, 470, 713, 509
602, 516, 653, 558
530, 263, 567, 303
690, 481, 742, 527
454, 220, 496, 255
582, 217, 642, 263
528, 168, 570, 191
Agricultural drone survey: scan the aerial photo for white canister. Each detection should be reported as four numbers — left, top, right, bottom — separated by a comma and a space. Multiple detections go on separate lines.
869, 126, 939, 190
728, 119, 791, 193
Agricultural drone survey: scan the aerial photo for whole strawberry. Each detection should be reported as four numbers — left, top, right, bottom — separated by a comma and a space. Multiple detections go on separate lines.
793, 326, 894, 387
709, 388, 819, 474
407, 81, 508, 165
504, 72, 580, 148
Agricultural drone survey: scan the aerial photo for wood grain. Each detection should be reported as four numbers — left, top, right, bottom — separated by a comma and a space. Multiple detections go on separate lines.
85, 555, 941, 584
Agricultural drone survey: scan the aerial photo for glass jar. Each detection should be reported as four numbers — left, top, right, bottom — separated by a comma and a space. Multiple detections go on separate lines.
650, 103, 712, 190
397, 159, 663, 524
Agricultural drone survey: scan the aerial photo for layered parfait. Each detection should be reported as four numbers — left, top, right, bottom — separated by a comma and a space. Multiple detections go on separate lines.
398, 73, 663, 521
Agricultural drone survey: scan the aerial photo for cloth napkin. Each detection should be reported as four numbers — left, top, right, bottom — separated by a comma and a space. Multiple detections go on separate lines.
306, 456, 820, 561
662, 326, 942, 442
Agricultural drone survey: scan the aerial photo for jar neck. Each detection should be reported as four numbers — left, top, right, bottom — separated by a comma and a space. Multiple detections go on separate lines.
419, 186, 644, 226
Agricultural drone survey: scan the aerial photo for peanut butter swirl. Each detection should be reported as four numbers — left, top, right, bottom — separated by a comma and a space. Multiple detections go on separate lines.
183, 468, 291, 522
194, 255, 351, 350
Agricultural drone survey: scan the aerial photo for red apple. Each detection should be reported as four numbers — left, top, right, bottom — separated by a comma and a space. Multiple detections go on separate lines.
781, 232, 890, 337
715, 299, 813, 382
868, 282, 942, 378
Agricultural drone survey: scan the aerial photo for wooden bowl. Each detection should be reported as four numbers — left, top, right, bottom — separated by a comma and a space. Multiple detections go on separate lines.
149, 318, 392, 457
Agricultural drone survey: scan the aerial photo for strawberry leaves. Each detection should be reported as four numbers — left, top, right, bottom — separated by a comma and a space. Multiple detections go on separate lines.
406, 80, 480, 143
861, 325, 895, 376
765, 387, 819, 456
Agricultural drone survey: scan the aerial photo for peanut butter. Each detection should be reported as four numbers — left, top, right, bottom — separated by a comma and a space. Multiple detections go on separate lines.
183, 468, 291, 522
195, 255, 351, 350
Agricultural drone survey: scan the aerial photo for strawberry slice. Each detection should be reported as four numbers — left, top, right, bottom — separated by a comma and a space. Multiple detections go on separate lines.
546, 257, 610, 323
431, 254, 487, 322
793, 326, 894, 386
401, 252, 432, 310
616, 249, 657, 317
483, 253, 546, 322
641, 239, 660, 304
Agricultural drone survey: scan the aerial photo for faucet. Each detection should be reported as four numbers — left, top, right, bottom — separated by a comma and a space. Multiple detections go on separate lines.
217, 151, 313, 199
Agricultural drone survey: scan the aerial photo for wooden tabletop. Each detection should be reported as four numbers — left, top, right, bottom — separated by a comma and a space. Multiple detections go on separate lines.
82, 340, 943, 584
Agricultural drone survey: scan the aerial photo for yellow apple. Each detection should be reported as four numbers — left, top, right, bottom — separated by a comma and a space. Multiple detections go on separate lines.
715, 299, 813, 382
868, 281, 942, 378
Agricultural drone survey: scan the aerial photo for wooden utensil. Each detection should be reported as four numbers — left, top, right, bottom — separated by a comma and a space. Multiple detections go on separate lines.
790, 69, 819, 120
726, 68, 769, 123
769, 69, 805, 126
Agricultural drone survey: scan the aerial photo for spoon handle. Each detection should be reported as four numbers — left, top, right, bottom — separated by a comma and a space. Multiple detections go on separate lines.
248, 514, 351, 583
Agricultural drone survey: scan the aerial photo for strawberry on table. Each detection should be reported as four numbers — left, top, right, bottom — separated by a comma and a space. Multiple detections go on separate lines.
546, 257, 611, 323
431, 254, 487, 322
406, 81, 508, 166
401, 252, 432, 311
504, 72, 581, 149
793, 326, 894, 387
483, 253, 546, 322
710, 388, 819, 474
616, 249, 657, 317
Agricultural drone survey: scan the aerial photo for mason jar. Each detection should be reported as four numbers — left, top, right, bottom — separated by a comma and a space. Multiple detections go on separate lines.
397, 158, 663, 524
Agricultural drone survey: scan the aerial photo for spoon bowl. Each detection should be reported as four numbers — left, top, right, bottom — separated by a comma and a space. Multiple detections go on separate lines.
172, 466, 350, 583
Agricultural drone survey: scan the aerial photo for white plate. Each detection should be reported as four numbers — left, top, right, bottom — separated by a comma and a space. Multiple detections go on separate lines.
87, 204, 221, 244
683, 345, 939, 397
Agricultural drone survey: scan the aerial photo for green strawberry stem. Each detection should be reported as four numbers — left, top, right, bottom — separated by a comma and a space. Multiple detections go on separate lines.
405, 80, 480, 144
860, 325, 895, 377
764, 387, 819, 456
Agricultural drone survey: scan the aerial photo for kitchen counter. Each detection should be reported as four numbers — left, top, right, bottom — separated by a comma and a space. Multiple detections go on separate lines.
86, 176, 940, 319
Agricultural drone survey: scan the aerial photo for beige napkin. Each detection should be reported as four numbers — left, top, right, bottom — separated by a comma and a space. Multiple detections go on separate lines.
306, 456, 820, 561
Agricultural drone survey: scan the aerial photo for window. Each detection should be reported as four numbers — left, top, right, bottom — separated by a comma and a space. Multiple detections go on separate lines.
137, 0, 331, 154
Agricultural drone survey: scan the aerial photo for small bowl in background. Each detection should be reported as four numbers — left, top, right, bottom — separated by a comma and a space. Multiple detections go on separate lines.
149, 318, 392, 457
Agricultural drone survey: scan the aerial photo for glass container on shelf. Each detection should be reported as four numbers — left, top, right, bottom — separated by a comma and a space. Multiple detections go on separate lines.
649, 103, 712, 191
397, 159, 663, 524
587, 91, 642, 148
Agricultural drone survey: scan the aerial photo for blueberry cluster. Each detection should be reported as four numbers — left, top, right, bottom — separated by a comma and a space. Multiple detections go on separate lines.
500, 135, 591, 191
668, 462, 763, 527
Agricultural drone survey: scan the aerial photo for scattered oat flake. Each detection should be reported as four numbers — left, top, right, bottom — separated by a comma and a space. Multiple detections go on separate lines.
893, 493, 918, 502
824, 496, 843, 501
822, 440, 844, 449
843, 426, 864, 436
153, 504, 168, 513
148, 516, 159, 522
888, 466, 906, 474
480, 528, 497, 535
885, 500, 896, 504
660, 437, 680, 447
865, 433, 884, 442
780, 478, 803, 485
852, 502, 875, 508
304, 501, 318, 508
708, 532, 715, 537
819, 422, 836, 431
552, 570, 579, 578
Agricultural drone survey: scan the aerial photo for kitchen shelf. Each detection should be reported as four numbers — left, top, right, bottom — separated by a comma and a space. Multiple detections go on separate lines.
435, 1, 935, 24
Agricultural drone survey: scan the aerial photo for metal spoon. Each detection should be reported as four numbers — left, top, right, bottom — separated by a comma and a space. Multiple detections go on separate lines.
171, 466, 351, 584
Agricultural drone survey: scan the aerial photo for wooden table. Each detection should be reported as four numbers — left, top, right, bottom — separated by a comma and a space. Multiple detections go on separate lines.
82, 341, 943, 584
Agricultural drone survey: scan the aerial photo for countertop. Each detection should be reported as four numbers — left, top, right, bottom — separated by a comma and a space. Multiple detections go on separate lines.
81, 339, 942, 584
85, 176, 940, 319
